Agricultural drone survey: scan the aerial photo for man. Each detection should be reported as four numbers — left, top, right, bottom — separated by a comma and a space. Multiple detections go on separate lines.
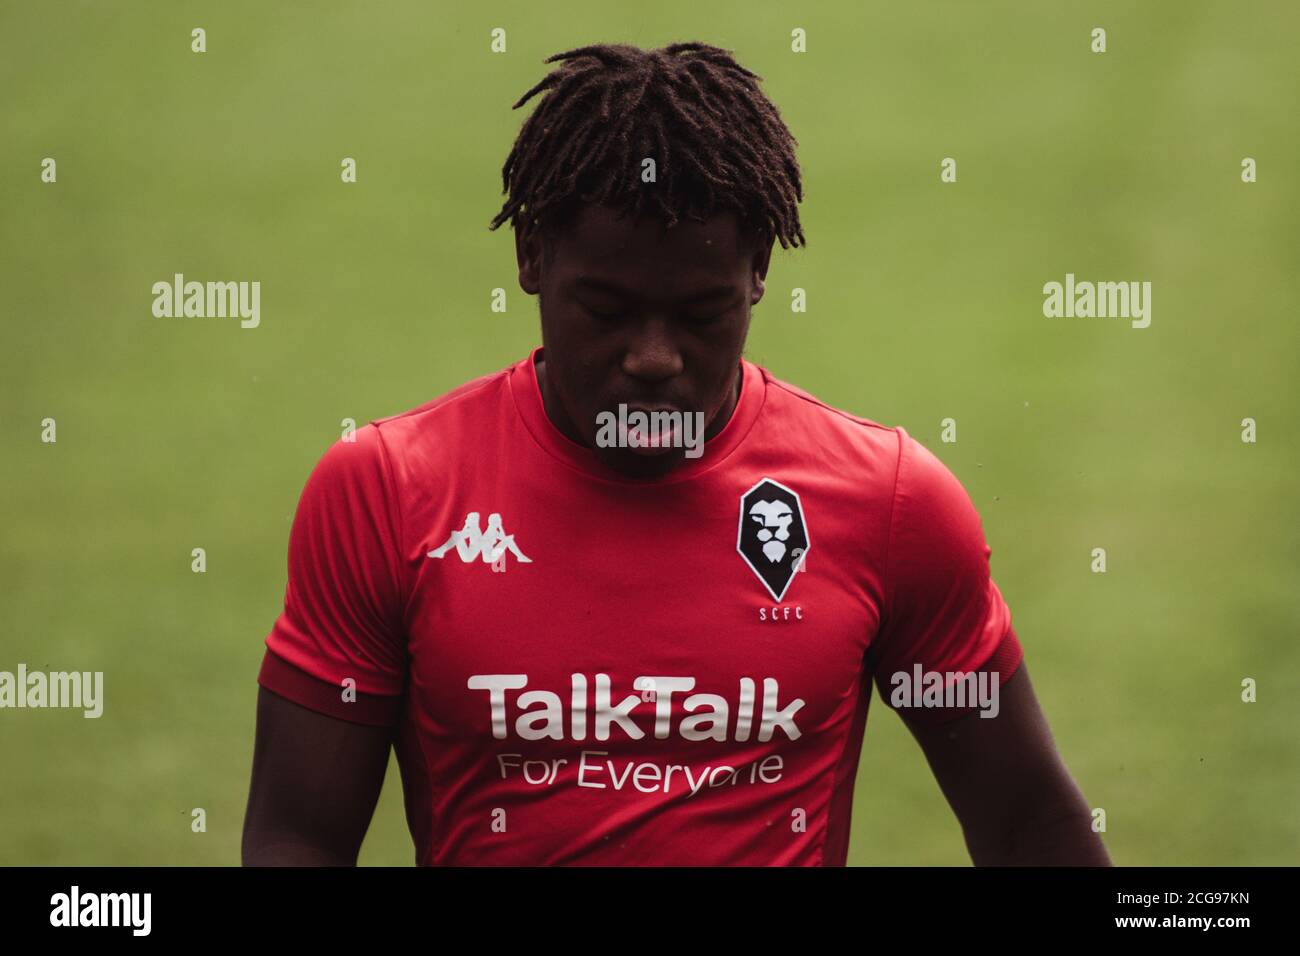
242, 42, 1110, 866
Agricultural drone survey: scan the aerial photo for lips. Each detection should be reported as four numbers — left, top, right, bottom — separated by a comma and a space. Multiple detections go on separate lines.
619, 402, 685, 456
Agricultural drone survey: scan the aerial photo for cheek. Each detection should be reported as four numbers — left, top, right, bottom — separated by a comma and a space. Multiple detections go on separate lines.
697, 331, 747, 408
550, 346, 613, 425
697, 323, 747, 373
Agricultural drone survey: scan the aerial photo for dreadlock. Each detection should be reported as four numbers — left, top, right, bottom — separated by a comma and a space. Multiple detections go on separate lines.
488, 42, 805, 253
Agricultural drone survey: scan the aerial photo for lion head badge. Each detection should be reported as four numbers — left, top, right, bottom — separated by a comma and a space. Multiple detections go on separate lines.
736, 478, 810, 601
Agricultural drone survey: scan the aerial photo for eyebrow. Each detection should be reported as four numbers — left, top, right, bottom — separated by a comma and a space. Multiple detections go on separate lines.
573, 276, 737, 304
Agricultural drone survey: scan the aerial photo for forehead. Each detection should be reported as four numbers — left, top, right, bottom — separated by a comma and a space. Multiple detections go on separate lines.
546, 203, 752, 295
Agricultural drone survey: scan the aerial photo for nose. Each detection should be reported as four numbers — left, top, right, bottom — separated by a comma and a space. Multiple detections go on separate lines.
621, 317, 683, 384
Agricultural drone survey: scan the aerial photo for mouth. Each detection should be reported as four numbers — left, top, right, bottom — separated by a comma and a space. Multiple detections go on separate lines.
618, 402, 687, 457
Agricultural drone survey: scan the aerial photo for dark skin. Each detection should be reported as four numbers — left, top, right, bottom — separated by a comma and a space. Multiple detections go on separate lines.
242, 203, 1110, 865
521, 204, 771, 479
242, 688, 392, 865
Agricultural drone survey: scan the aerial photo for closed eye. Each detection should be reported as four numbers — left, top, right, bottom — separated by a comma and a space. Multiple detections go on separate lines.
581, 302, 625, 321
582, 303, 729, 324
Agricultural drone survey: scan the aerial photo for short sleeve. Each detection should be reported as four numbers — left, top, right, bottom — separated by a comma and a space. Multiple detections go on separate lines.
869, 428, 1023, 725
258, 424, 408, 726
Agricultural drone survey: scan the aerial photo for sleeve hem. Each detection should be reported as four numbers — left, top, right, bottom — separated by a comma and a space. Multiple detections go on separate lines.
257, 650, 404, 728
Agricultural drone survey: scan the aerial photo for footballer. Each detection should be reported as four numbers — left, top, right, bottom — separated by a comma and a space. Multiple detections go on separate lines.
242, 42, 1111, 866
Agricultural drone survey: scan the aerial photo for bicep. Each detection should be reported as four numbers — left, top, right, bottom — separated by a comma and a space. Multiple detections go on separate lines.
242, 686, 393, 865
902, 664, 1090, 851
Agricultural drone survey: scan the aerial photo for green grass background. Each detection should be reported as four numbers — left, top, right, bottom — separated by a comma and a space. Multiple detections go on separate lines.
2, 1, 1296, 865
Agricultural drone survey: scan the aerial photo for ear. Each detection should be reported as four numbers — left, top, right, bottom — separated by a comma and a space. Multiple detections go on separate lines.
515, 223, 543, 296
749, 234, 774, 305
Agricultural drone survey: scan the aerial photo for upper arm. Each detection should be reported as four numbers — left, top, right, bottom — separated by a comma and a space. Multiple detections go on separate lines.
244, 425, 410, 864
868, 431, 1106, 863
901, 665, 1109, 864
869, 428, 1022, 719
264, 426, 409, 694
902, 665, 1078, 836
242, 686, 393, 865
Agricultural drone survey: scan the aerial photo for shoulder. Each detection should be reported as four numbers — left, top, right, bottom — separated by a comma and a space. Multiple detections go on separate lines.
370, 363, 514, 449
887, 428, 993, 589
751, 362, 984, 549
296, 362, 516, 506
758, 364, 899, 439
751, 362, 907, 476
893, 428, 978, 523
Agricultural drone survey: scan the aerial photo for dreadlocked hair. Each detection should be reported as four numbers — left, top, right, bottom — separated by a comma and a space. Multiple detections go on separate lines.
487, 42, 805, 253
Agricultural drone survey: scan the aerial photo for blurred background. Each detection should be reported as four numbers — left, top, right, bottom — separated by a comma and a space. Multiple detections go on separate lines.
2, 1, 1296, 865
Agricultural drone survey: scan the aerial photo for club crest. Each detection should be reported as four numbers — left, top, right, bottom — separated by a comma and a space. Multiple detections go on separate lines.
736, 478, 809, 601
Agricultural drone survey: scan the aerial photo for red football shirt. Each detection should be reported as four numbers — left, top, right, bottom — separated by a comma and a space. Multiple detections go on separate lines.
258, 348, 1022, 865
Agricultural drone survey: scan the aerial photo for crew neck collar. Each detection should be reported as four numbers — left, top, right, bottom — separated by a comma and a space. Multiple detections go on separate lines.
508, 346, 765, 484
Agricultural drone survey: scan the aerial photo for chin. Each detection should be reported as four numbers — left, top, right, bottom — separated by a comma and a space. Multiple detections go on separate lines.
598, 447, 686, 479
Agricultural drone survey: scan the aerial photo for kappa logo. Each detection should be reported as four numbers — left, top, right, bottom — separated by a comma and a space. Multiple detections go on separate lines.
737, 478, 809, 602
428, 512, 532, 567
